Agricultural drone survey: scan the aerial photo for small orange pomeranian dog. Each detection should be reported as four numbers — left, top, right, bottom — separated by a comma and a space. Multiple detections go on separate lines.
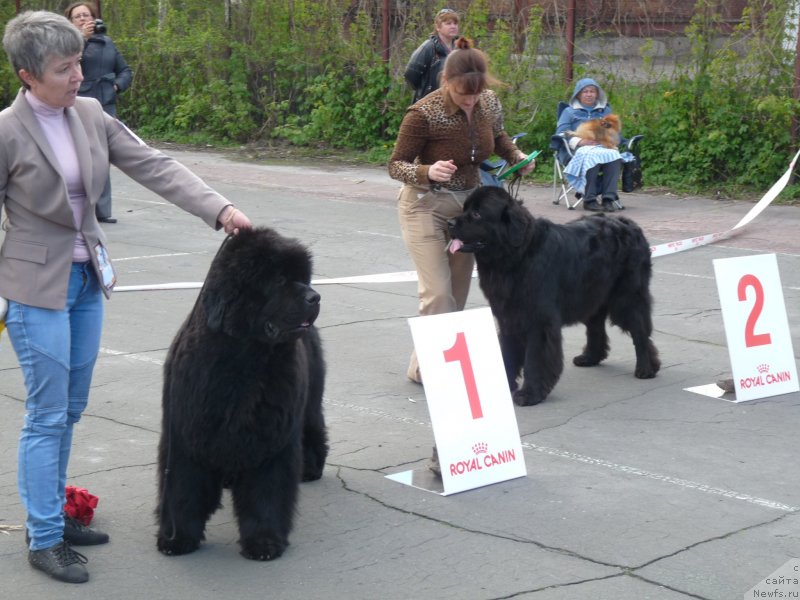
572, 114, 621, 149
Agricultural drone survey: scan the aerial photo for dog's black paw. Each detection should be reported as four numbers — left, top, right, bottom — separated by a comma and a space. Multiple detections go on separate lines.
572, 352, 603, 367
634, 351, 661, 379
634, 361, 659, 379
302, 466, 324, 482
157, 535, 201, 556
240, 535, 288, 561
512, 388, 545, 406
302, 455, 325, 482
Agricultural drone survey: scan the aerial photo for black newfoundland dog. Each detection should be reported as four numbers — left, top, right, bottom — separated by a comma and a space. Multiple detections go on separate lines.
156, 227, 328, 561
448, 187, 660, 406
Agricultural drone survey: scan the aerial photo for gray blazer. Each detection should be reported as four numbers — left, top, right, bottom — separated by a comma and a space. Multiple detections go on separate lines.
0, 89, 231, 310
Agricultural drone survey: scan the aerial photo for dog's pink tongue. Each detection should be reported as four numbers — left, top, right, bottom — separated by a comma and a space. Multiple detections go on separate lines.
449, 239, 464, 254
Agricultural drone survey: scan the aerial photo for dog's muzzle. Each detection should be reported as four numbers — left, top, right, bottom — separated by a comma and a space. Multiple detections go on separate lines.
447, 237, 485, 254
447, 219, 485, 253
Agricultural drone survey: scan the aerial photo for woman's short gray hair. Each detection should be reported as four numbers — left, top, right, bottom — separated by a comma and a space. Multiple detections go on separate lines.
3, 11, 83, 85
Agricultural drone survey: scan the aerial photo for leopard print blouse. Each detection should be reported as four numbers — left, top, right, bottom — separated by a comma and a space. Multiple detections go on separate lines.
388, 88, 521, 191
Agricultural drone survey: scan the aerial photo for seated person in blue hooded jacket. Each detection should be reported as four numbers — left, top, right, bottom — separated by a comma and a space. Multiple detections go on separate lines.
555, 78, 622, 212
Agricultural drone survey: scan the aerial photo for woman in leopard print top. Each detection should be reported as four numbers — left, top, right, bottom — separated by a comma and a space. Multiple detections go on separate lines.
389, 87, 522, 191
389, 37, 534, 386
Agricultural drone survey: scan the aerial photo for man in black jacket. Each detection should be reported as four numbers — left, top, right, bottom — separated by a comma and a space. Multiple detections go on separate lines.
404, 8, 459, 104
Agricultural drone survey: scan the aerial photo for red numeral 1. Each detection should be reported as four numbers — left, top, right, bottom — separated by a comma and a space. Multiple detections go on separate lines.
737, 274, 772, 348
443, 331, 483, 419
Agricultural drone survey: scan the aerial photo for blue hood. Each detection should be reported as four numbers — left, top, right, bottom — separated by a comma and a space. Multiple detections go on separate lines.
569, 78, 608, 109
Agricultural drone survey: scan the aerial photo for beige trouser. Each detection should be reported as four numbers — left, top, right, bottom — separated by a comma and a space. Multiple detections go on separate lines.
397, 184, 476, 382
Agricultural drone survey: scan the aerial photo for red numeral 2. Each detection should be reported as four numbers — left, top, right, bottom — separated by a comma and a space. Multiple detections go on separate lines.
737, 274, 772, 348
443, 332, 483, 419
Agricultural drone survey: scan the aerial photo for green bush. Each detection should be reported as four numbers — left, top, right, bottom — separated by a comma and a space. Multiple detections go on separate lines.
596, 0, 800, 195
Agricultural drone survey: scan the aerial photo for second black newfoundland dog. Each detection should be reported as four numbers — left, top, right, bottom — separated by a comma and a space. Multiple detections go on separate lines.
448, 187, 660, 406
156, 227, 328, 561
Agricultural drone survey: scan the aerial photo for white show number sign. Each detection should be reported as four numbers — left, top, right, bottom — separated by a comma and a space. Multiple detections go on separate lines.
713, 254, 799, 402
408, 307, 526, 495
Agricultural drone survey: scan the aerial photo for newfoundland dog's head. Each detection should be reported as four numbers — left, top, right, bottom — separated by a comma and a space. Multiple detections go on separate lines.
200, 227, 320, 343
447, 187, 532, 258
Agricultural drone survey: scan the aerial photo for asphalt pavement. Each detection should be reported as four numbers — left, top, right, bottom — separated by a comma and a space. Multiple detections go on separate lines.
0, 148, 798, 600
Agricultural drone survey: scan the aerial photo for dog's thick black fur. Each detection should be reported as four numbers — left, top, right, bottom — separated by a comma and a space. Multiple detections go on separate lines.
448, 187, 660, 406
156, 227, 328, 561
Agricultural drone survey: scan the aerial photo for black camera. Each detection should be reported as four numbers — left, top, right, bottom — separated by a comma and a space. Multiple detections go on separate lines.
94, 19, 107, 35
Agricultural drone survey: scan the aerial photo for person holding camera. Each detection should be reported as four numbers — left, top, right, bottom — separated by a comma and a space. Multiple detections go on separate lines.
65, 2, 132, 224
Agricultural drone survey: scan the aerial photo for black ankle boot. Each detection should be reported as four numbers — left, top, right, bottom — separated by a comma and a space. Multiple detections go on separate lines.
25, 514, 110, 547
64, 515, 109, 546
28, 540, 88, 584
601, 198, 617, 212
583, 199, 603, 212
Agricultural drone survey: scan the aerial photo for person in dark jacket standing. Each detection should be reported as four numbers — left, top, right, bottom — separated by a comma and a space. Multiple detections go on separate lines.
403, 8, 459, 104
65, 2, 132, 224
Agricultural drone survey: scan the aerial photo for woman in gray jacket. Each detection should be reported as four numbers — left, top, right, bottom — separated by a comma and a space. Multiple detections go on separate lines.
1, 11, 251, 584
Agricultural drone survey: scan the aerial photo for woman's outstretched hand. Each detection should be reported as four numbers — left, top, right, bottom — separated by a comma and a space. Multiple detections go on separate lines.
219, 206, 253, 235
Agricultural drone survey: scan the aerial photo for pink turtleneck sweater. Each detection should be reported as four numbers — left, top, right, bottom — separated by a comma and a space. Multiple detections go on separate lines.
25, 91, 90, 262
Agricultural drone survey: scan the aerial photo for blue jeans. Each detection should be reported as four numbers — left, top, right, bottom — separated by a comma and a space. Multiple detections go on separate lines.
5, 262, 103, 551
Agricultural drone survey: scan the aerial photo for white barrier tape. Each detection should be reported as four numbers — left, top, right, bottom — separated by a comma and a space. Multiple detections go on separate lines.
116, 150, 800, 292
649, 229, 735, 259
311, 270, 420, 285
649, 148, 800, 259
115, 270, 424, 291
115, 282, 203, 292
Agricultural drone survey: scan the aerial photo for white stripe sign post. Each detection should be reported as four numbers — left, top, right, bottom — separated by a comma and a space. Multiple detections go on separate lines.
386, 307, 526, 495
713, 253, 799, 402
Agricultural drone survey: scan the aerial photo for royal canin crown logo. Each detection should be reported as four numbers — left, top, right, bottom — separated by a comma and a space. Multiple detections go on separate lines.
472, 442, 488, 455
449, 444, 519, 476
739, 363, 793, 390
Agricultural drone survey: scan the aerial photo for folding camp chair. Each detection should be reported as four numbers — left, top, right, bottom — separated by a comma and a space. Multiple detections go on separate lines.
550, 101, 643, 210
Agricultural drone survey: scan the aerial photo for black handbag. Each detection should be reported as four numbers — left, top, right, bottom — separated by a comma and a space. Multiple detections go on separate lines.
622, 155, 642, 192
